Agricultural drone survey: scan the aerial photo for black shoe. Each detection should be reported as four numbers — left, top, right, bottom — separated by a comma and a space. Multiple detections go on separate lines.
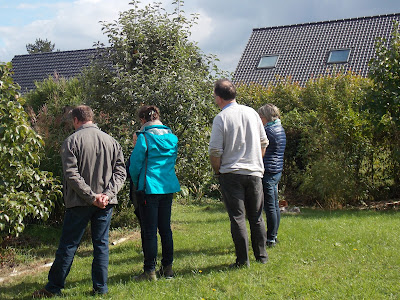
91, 289, 107, 296
256, 256, 268, 264
229, 261, 250, 268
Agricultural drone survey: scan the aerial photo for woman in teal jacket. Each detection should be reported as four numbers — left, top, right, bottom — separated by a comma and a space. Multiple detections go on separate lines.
129, 105, 180, 281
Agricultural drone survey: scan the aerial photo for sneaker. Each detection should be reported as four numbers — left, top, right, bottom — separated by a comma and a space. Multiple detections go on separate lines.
134, 270, 157, 282
266, 241, 276, 248
32, 288, 55, 298
158, 264, 174, 279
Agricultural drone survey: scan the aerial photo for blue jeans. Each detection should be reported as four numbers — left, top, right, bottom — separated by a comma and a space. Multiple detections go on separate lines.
219, 174, 268, 265
45, 205, 113, 295
262, 172, 282, 243
139, 194, 173, 272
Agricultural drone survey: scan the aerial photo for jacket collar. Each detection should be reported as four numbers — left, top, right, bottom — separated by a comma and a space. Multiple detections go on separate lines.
75, 123, 99, 132
140, 120, 163, 130
266, 119, 281, 127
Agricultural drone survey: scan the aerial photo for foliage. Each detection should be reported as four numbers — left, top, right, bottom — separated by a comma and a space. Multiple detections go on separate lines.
237, 76, 303, 112
24, 75, 85, 221
82, 0, 224, 199
368, 20, 400, 190
297, 74, 375, 207
26, 38, 55, 54
25, 75, 84, 178
0, 63, 61, 240
237, 73, 388, 208
25, 74, 83, 115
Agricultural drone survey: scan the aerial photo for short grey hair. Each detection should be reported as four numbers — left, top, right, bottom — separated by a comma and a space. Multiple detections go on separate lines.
258, 104, 280, 123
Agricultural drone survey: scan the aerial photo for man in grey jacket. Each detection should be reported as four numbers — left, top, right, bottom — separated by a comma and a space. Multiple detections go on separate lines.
33, 105, 126, 298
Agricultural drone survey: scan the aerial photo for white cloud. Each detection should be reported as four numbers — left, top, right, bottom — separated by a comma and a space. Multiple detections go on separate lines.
0, 0, 134, 62
16, 3, 64, 10
51, 0, 135, 47
189, 10, 214, 44
16, 4, 41, 9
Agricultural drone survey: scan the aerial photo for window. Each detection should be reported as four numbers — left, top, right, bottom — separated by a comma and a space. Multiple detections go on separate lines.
327, 49, 350, 63
257, 55, 279, 69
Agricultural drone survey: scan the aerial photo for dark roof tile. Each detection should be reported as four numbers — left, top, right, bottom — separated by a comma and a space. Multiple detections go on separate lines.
11, 48, 102, 92
234, 13, 400, 86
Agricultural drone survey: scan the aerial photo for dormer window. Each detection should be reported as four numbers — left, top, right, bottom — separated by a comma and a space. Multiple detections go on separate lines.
257, 55, 279, 69
327, 49, 350, 63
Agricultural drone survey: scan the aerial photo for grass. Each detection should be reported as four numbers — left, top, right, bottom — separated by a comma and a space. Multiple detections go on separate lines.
0, 201, 399, 299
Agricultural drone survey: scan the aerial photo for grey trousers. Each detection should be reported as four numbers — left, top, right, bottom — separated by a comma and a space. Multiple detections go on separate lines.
219, 173, 268, 265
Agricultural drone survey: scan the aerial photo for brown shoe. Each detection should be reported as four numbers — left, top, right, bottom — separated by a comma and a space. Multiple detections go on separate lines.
32, 288, 55, 298
134, 270, 157, 282
158, 264, 174, 279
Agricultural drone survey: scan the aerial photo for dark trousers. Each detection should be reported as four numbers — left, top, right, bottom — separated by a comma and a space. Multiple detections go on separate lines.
46, 205, 113, 295
219, 173, 268, 265
139, 194, 174, 272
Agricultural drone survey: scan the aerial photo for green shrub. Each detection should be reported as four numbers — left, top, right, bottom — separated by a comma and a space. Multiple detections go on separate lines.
0, 63, 61, 240
24, 76, 84, 222
25, 76, 83, 179
236, 72, 393, 208
368, 21, 400, 193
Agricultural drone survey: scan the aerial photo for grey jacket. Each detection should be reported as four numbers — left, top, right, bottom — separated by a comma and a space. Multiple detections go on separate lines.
61, 123, 126, 208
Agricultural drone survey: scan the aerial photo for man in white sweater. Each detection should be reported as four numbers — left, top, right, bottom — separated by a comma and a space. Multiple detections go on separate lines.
209, 78, 269, 267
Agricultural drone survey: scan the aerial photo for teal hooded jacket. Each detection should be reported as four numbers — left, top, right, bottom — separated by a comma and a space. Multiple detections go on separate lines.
129, 124, 180, 194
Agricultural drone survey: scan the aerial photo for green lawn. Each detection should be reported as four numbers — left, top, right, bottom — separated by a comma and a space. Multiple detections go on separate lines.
1, 201, 399, 299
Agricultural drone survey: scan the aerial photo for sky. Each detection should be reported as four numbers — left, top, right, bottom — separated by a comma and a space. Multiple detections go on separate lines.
0, 0, 399, 73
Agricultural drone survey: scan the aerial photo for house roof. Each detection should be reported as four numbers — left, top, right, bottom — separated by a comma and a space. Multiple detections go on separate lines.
11, 48, 101, 93
234, 13, 400, 86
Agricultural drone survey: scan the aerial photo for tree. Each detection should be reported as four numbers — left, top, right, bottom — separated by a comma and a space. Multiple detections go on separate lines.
0, 62, 61, 240
368, 21, 400, 191
83, 0, 225, 198
26, 38, 55, 54
24, 75, 83, 222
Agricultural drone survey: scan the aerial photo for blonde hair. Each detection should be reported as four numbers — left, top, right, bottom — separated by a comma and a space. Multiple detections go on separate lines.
258, 104, 280, 123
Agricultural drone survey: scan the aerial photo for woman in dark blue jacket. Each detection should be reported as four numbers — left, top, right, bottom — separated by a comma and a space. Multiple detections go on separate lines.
258, 104, 286, 247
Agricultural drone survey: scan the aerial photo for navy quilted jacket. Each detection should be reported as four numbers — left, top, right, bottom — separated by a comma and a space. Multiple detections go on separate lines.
263, 120, 286, 173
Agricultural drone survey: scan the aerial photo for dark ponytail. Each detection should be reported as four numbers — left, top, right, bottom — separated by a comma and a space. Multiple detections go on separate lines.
138, 105, 160, 122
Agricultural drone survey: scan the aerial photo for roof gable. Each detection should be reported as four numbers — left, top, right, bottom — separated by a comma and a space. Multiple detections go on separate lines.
234, 13, 400, 86
11, 48, 102, 93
